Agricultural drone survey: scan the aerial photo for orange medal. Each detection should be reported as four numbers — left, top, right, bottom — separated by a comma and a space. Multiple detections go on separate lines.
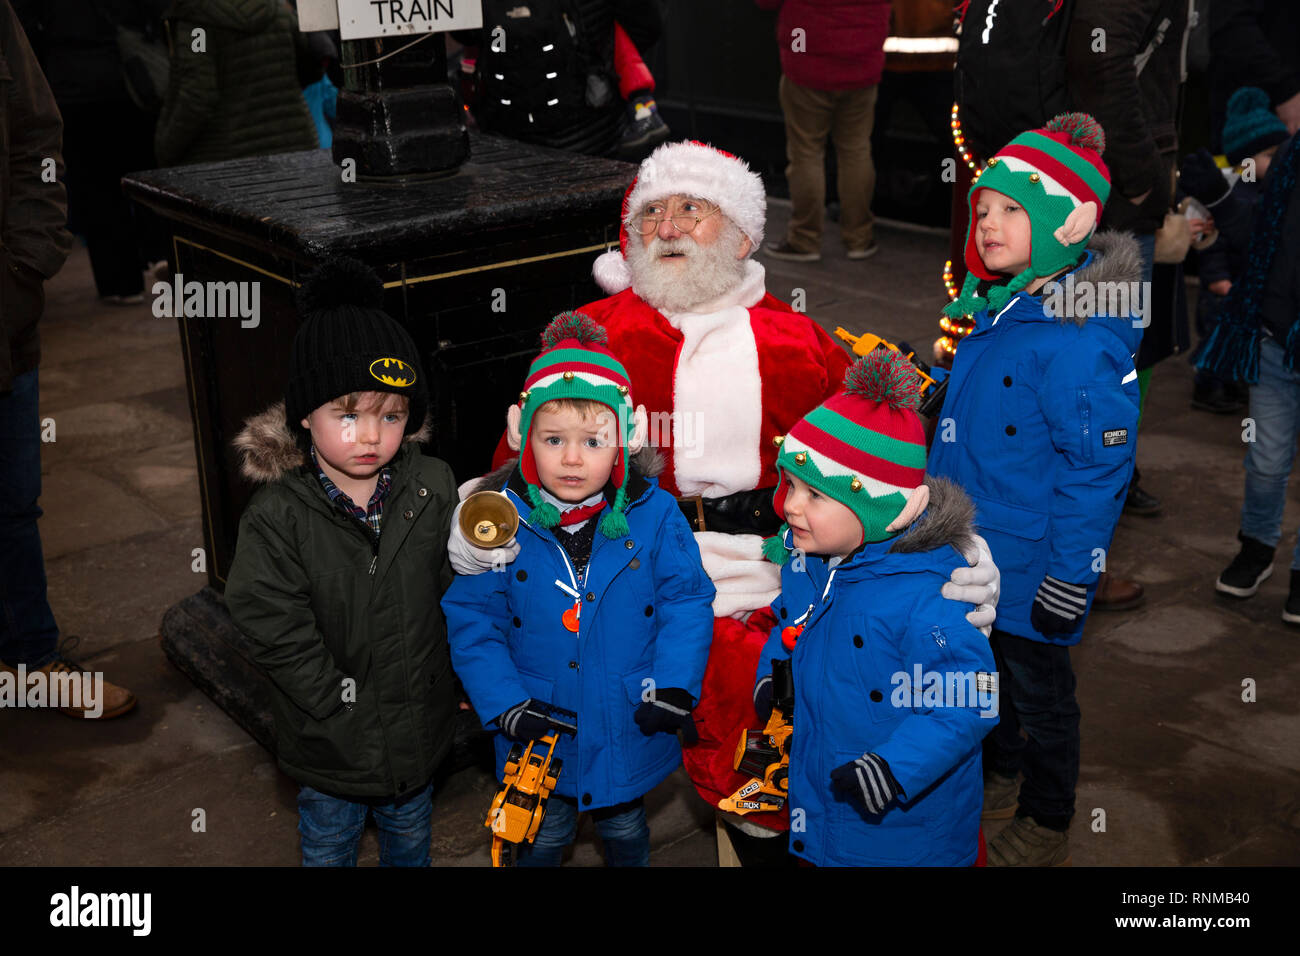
562, 600, 581, 633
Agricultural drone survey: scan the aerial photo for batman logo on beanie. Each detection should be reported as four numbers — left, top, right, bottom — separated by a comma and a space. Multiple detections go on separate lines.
369, 357, 416, 388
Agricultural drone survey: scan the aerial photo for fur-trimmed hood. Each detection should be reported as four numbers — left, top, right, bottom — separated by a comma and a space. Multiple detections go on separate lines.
1041, 230, 1145, 327
233, 401, 433, 484
887, 476, 975, 557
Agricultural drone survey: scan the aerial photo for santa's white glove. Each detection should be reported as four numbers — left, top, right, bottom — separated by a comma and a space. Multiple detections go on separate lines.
942, 533, 1000, 636
447, 499, 520, 575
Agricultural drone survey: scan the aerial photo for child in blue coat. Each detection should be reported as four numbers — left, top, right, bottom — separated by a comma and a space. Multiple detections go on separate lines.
927, 113, 1141, 866
442, 313, 715, 866
756, 350, 997, 867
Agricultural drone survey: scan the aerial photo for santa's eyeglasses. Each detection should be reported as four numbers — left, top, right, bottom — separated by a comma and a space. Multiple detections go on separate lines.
632, 200, 722, 236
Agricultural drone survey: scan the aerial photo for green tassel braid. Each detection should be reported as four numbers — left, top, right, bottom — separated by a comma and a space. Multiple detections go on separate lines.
526, 484, 561, 529
762, 525, 791, 566
598, 484, 630, 539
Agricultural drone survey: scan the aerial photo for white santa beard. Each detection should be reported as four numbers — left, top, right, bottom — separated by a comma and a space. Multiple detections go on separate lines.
625, 223, 749, 316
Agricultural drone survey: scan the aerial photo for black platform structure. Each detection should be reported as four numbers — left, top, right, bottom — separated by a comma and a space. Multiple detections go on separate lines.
124, 127, 632, 764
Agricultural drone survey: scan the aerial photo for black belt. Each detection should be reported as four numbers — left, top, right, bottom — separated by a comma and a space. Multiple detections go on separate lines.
676, 486, 781, 537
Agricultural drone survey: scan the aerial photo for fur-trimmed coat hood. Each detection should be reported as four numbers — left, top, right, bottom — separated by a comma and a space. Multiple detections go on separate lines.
233, 401, 433, 484
1040, 230, 1145, 331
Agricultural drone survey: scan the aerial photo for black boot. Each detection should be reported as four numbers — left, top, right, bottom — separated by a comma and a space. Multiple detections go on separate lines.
1284, 570, 1300, 625
1216, 532, 1276, 598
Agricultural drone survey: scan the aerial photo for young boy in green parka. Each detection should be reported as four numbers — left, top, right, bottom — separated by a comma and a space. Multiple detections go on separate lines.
225, 257, 458, 866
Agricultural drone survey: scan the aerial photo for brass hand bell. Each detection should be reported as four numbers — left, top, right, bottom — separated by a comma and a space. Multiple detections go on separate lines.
458, 490, 520, 549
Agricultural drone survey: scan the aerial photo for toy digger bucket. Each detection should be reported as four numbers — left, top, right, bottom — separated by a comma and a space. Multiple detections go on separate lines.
459, 490, 519, 549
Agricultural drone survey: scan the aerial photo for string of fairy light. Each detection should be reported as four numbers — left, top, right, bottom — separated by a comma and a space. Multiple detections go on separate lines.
939, 102, 979, 358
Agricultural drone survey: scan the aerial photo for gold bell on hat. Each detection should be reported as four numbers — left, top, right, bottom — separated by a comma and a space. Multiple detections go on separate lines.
563, 371, 575, 382
518, 390, 530, 403
772, 435, 785, 448
458, 491, 520, 550
850, 477, 863, 492
794, 452, 807, 466
1029, 172, 1040, 183
617, 384, 629, 396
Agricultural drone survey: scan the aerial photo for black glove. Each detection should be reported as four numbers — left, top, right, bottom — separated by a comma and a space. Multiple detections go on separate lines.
830, 753, 900, 815
1030, 575, 1088, 635
1179, 148, 1230, 207
753, 673, 774, 723
496, 699, 554, 743
633, 686, 698, 745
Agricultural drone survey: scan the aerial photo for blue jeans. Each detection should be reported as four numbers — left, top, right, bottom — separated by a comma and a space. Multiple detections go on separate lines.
297, 781, 434, 867
983, 630, 1080, 832
1240, 338, 1300, 568
515, 796, 650, 867
0, 369, 59, 668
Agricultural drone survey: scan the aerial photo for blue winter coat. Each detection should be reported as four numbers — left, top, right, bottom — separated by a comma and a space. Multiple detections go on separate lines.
442, 458, 716, 810
757, 478, 997, 867
927, 233, 1143, 645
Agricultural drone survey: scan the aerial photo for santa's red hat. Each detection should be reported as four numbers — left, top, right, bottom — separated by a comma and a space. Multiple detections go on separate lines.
593, 140, 767, 295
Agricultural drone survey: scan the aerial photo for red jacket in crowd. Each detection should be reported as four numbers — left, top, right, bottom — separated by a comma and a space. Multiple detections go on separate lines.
755, 0, 892, 91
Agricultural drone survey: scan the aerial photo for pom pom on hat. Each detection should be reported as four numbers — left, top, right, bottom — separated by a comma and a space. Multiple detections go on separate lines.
1043, 112, 1106, 155
296, 255, 384, 314
541, 311, 610, 349
842, 350, 922, 412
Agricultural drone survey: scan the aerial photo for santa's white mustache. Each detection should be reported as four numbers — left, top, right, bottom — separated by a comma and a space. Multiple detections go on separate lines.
645, 237, 696, 259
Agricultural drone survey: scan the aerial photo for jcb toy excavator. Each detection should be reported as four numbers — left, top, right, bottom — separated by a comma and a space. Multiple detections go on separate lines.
718, 658, 794, 816
834, 328, 949, 419
485, 702, 578, 867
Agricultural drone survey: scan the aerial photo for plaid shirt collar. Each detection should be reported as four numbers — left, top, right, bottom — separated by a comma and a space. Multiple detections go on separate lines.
311, 447, 392, 536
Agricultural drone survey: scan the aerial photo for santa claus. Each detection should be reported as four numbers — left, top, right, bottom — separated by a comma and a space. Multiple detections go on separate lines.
460, 141, 999, 864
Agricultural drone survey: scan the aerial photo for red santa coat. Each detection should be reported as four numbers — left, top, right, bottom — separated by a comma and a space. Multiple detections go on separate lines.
493, 261, 851, 819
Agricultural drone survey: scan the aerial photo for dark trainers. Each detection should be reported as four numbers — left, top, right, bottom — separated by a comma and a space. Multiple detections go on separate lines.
764, 241, 821, 262
986, 814, 1071, 867
1216, 532, 1276, 598
1283, 570, 1300, 625
618, 91, 670, 155
1124, 480, 1162, 516
982, 772, 1019, 820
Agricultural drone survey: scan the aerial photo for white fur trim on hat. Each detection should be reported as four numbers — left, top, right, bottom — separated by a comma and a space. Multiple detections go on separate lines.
626, 141, 767, 249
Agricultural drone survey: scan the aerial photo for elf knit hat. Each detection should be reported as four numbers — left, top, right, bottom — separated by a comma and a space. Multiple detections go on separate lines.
945, 112, 1112, 320
516, 312, 637, 539
763, 349, 927, 563
285, 256, 427, 437
592, 139, 767, 295
1223, 86, 1289, 166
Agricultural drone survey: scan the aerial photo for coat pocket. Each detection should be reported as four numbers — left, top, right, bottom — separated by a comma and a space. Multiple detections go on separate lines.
825, 748, 929, 866
621, 672, 679, 784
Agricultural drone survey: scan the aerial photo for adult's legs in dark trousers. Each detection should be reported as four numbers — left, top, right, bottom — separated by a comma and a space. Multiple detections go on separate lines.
984, 629, 1080, 832
0, 369, 59, 669
59, 98, 158, 298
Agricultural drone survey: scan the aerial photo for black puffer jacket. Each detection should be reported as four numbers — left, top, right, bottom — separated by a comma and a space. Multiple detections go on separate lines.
1209, 1, 1300, 153
155, 0, 317, 166
224, 403, 458, 799
1067, 0, 1190, 235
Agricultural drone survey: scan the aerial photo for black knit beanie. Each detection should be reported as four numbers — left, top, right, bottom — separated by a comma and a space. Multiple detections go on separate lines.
285, 257, 428, 438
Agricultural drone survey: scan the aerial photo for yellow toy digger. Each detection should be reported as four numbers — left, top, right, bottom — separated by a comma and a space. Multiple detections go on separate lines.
718, 658, 794, 816
834, 328, 949, 419
485, 702, 577, 867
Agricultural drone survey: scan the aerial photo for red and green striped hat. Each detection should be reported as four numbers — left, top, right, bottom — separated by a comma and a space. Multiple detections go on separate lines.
766, 349, 927, 559
946, 112, 1112, 318
517, 312, 636, 539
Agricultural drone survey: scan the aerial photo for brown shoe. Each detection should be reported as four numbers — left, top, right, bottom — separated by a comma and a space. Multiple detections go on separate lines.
982, 772, 1019, 820
0, 651, 137, 720
1091, 571, 1144, 611
986, 815, 1071, 867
